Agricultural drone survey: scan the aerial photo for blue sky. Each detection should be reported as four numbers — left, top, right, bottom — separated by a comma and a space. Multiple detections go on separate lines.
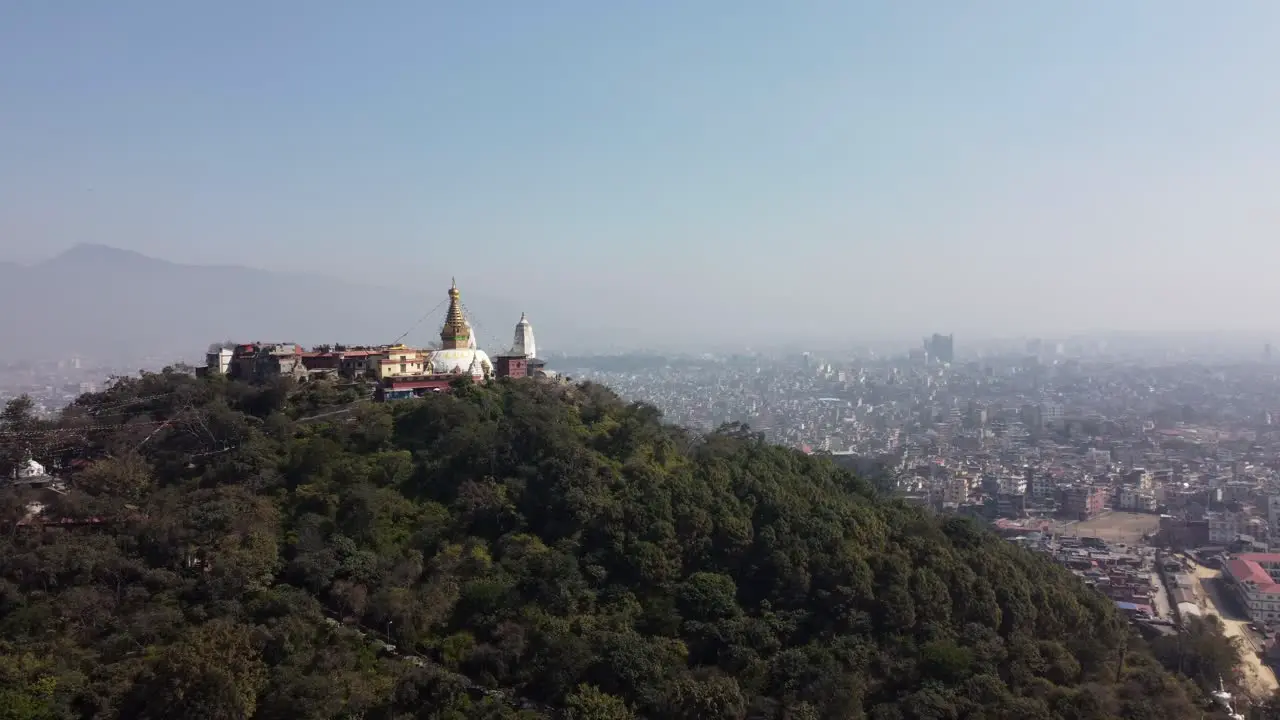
3, 2, 1279, 348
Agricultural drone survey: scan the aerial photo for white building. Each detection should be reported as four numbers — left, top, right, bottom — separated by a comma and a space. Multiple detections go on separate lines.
1209, 510, 1247, 545
510, 312, 536, 358
1028, 472, 1056, 499
205, 343, 235, 374
1225, 553, 1280, 625
997, 475, 1027, 496
1117, 486, 1157, 512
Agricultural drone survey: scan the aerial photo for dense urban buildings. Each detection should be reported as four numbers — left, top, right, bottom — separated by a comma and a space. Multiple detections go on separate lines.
562, 348, 1280, 533
0, 357, 118, 418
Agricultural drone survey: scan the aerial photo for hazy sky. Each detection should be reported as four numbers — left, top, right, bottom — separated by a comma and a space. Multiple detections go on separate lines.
3, 2, 1279, 347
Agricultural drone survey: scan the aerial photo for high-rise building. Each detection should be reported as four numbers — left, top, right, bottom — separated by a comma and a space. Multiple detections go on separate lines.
924, 333, 954, 364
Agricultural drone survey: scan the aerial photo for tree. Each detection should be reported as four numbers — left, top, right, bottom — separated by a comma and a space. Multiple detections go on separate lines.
666, 673, 747, 720
75, 452, 153, 499
566, 684, 635, 720
0, 396, 40, 476
1149, 614, 1242, 692
1, 396, 37, 429
121, 620, 267, 720
0, 650, 59, 720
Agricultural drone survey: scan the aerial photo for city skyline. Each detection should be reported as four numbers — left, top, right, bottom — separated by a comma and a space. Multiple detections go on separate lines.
5, 243, 1280, 363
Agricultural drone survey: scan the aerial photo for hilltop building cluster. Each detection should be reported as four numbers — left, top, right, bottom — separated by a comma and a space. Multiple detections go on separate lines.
200, 280, 548, 399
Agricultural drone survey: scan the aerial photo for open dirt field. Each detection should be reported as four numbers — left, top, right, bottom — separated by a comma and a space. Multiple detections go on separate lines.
1051, 511, 1161, 545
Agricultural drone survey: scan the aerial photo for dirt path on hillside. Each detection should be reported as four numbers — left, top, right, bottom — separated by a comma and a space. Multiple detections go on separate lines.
1190, 561, 1278, 697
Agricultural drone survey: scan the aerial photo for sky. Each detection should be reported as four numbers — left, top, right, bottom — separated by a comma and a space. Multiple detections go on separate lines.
3, 2, 1280, 349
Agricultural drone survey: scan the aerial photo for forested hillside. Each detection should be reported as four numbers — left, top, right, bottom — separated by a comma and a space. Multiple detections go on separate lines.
0, 370, 1235, 718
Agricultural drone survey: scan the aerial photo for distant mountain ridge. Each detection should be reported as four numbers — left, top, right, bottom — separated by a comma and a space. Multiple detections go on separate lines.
0, 244, 521, 364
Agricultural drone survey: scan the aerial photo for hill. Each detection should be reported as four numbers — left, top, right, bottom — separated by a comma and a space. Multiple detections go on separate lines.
0, 373, 1242, 719
0, 244, 520, 363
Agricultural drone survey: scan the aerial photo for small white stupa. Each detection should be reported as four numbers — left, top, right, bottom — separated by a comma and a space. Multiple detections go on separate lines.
9, 454, 67, 493
511, 313, 536, 359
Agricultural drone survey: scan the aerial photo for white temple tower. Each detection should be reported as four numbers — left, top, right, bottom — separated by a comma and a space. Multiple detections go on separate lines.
511, 313, 536, 358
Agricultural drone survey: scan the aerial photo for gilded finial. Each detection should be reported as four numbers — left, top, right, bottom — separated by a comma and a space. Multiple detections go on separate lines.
440, 279, 469, 348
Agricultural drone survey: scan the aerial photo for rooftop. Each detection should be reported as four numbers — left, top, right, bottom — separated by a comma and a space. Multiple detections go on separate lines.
1226, 555, 1280, 595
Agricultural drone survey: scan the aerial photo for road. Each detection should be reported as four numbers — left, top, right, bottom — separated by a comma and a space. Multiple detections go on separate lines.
1190, 560, 1279, 696
1149, 569, 1172, 620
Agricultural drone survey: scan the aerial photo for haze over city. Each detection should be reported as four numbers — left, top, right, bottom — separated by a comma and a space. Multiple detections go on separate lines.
4, 2, 1280, 354
16, 5, 1280, 718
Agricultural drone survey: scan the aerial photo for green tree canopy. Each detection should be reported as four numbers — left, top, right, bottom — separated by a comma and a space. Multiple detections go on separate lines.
0, 371, 1225, 718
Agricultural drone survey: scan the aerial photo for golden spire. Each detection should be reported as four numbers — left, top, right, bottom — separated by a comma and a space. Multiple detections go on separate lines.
440, 279, 470, 349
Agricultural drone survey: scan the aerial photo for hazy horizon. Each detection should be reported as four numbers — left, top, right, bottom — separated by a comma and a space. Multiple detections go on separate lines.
5, 3, 1280, 349
8, 243, 1278, 363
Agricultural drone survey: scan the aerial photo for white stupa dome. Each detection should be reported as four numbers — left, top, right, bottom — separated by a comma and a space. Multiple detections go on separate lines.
429, 347, 491, 377
17, 458, 46, 478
